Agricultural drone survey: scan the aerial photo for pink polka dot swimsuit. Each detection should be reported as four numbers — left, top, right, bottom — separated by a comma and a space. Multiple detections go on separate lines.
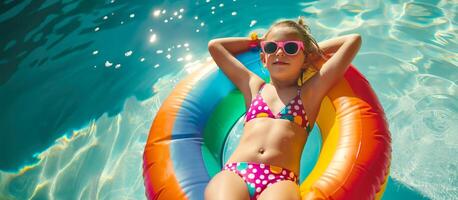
245, 82, 312, 133
223, 162, 298, 200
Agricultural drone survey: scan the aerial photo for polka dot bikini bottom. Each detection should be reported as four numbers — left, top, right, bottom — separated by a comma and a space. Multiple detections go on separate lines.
223, 162, 299, 200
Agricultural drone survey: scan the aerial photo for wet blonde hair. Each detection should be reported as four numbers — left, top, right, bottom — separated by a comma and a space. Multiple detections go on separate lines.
264, 17, 324, 86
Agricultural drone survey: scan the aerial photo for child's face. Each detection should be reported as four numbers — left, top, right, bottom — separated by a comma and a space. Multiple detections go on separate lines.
260, 26, 307, 81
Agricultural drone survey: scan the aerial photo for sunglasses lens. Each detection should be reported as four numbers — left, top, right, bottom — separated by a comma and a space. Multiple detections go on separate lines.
284, 42, 299, 55
263, 42, 278, 54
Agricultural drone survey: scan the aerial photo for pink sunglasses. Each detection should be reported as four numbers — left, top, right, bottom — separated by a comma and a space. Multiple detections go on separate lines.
260, 40, 305, 55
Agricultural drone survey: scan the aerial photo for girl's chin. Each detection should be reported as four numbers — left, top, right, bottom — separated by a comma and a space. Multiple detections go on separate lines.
268, 68, 291, 77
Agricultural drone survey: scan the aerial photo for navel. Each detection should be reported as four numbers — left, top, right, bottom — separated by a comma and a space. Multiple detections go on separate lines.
258, 148, 265, 154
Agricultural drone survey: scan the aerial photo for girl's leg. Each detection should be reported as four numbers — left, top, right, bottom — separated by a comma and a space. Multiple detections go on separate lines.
204, 170, 250, 200
257, 180, 301, 200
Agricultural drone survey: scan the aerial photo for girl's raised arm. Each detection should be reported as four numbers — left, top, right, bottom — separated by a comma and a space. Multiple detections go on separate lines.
208, 37, 263, 104
307, 34, 362, 103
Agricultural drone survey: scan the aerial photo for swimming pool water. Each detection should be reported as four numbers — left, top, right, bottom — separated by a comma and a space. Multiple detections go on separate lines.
0, 0, 456, 199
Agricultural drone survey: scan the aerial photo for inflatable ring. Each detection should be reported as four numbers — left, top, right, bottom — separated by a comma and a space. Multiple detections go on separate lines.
143, 50, 392, 199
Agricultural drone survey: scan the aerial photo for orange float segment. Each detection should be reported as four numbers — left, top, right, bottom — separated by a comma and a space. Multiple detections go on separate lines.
143, 65, 214, 199
143, 82, 183, 199
341, 67, 391, 199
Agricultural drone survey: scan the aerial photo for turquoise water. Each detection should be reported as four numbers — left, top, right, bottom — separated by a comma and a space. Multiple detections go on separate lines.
0, 0, 456, 199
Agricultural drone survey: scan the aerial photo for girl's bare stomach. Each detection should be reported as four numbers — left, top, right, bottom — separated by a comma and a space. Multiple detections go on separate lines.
225, 118, 309, 175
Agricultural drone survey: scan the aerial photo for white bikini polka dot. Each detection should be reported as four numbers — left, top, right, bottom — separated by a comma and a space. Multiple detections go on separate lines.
293, 112, 297, 116
263, 106, 268, 110
248, 174, 255, 179
256, 187, 262, 192
264, 169, 269, 174
258, 106, 262, 110
255, 179, 261, 184
294, 105, 299, 110
268, 174, 275, 180
260, 164, 265, 168
260, 175, 265, 179
248, 165, 253, 169
254, 101, 259, 106
252, 168, 257, 173
241, 169, 247, 174
262, 180, 268, 185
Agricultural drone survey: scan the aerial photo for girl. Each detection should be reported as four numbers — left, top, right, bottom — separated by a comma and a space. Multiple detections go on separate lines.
204, 17, 361, 200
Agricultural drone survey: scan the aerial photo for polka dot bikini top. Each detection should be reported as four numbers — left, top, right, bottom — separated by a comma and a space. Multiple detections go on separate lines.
245, 82, 312, 133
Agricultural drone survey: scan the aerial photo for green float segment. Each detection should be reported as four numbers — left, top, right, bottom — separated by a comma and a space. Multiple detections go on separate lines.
202, 89, 245, 177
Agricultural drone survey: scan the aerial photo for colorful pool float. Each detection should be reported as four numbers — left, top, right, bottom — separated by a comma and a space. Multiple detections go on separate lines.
142, 50, 392, 199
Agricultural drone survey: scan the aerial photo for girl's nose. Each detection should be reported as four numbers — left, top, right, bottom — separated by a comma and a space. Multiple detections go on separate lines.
275, 47, 285, 56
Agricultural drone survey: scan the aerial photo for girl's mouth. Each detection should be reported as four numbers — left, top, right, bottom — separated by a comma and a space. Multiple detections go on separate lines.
273, 58, 288, 65
273, 61, 288, 65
